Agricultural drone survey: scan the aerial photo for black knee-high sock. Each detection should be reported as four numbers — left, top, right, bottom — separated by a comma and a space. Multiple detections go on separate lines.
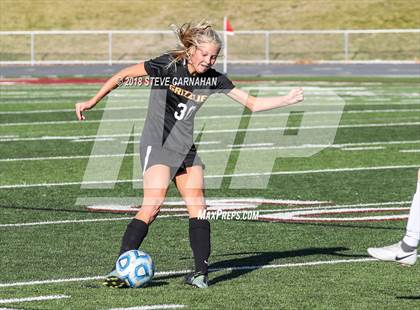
118, 218, 149, 256
189, 218, 211, 275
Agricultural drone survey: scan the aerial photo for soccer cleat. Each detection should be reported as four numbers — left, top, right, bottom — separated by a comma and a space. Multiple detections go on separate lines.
185, 272, 209, 288
368, 242, 417, 266
102, 270, 129, 288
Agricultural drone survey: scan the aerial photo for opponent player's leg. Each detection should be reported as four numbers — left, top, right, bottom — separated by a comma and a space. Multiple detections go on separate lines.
402, 168, 420, 250
175, 166, 210, 288
104, 165, 170, 287
368, 169, 420, 265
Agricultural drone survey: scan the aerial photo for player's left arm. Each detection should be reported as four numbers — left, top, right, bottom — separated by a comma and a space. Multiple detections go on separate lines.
226, 87, 304, 112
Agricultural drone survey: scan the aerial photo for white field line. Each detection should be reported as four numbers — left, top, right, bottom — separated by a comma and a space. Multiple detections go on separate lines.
213, 164, 420, 179
0, 201, 411, 228
71, 138, 116, 143
0, 276, 104, 288
0, 295, 70, 304
330, 139, 420, 147
0, 106, 148, 115
0, 214, 186, 228
78, 198, 330, 207
259, 207, 409, 222
1, 164, 419, 189
400, 149, 420, 153
0, 217, 132, 227
0, 154, 128, 162
124, 140, 221, 145
85, 197, 330, 213
1, 107, 420, 116
86, 205, 258, 213
0, 118, 144, 127
94, 200, 412, 214
0, 256, 407, 288
0, 133, 138, 143
255, 201, 411, 214
87, 203, 410, 215
327, 101, 419, 106
249, 87, 373, 91
292, 201, 410, 209
196, 122, 420, 134
207, 198, 330, 206
2, 138, 420, 162
122, 141, 139, 144
0, 179, 137, 189
2, 100, 419, 108
2, 110, 420, 127
192, 141, 221, 145
341, 146, 385, 151
0, 91, 97, 96
1, 125, 420, 145
228, 143, 274, 148
109, 305, 185, 310
0, 135, 18, 138
1, 121, 419, 143
129, 143, 281, 149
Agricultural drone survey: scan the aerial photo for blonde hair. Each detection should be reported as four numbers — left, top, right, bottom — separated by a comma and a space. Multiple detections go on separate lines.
168, 21, 222, 66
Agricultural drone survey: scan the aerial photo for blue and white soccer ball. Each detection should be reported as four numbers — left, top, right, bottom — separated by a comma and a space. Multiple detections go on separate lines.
115, 250, 155, 288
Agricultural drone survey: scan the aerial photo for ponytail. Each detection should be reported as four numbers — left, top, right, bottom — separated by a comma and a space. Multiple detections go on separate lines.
167, 21, 222, 67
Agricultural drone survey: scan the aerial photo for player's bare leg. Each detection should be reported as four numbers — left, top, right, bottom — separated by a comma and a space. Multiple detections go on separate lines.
135, 164, 171, 224
177, 166, 206, 218
368, 168, 420, 265
176, 166, 209, 288
104, 165, 170, 287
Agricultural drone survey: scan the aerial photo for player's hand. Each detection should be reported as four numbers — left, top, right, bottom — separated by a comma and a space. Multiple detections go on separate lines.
75, 101, 94, 121
285, 88, 304, 105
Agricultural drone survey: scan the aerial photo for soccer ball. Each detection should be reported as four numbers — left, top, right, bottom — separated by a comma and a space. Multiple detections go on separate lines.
115, 250, 155, 288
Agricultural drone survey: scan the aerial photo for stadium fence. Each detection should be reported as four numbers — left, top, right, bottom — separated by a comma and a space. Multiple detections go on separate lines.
0, 29, 419, 67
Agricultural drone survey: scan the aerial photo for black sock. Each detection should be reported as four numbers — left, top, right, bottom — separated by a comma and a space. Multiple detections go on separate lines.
189, 218, 211, 275
118, 218, 149, 256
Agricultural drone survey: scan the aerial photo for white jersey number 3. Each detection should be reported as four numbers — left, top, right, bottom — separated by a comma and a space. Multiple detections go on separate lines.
174, 103, 196, 121
174, 103, 188, 120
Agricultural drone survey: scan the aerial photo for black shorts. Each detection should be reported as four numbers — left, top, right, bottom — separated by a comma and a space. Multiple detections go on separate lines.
140, 144, 204, 178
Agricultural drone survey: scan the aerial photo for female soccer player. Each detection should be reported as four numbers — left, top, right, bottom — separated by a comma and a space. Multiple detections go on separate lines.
75, 21, 304, 288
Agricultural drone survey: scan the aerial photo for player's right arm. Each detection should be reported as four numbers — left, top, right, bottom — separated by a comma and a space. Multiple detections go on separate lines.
75, 62, 148, 120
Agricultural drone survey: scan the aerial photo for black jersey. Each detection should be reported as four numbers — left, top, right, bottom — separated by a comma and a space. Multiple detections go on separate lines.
142, 54, 235, 154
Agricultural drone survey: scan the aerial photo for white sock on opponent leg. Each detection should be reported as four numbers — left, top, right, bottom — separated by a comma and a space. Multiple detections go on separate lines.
402, 179, 420, 248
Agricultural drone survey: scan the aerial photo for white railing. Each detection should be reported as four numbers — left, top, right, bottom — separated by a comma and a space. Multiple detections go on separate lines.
0, 29, 419, 67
